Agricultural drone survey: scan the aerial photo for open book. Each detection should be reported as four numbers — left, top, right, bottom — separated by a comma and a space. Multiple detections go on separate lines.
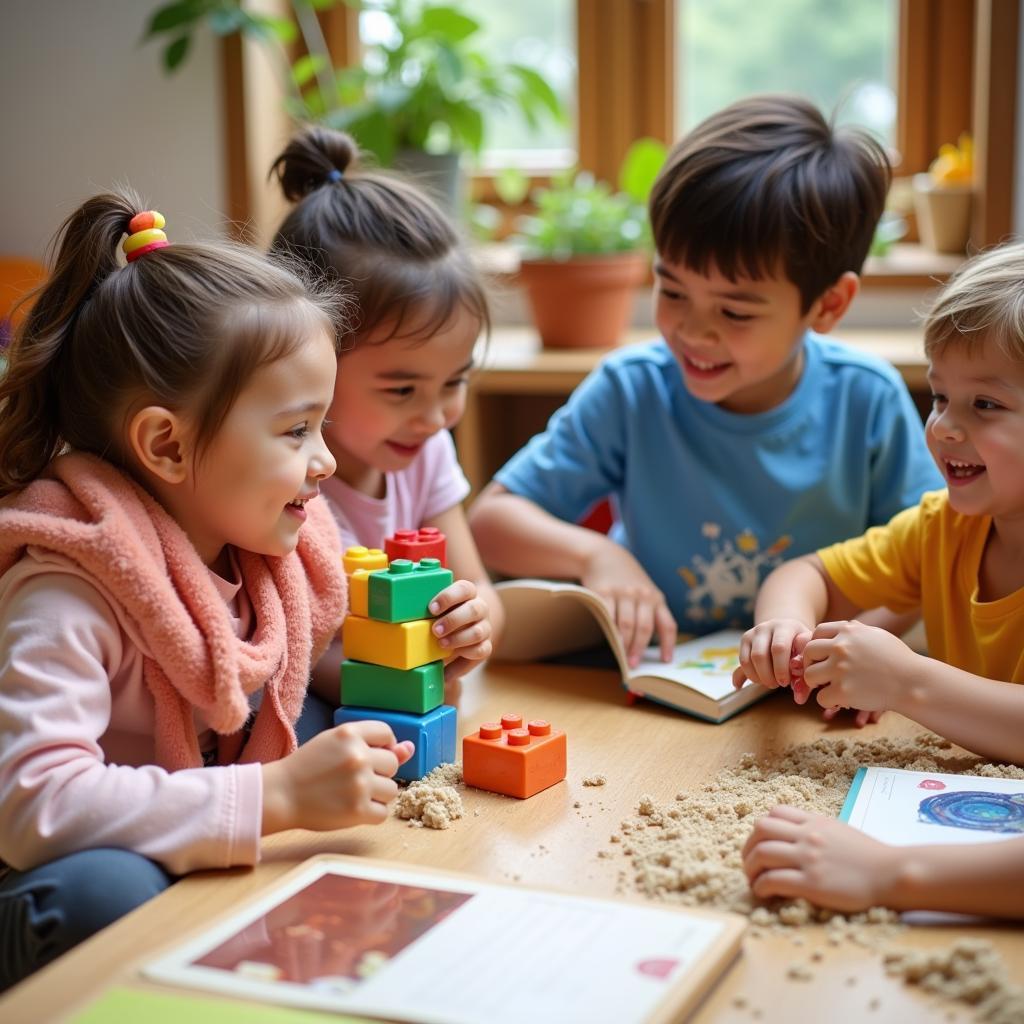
493, 579, 767, 723
144, 855, 745, 1024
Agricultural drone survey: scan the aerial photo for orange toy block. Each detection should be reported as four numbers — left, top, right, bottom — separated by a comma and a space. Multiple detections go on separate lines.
342, 614, 446, 670
462, 713, 567, 799
343, 546, 388, 574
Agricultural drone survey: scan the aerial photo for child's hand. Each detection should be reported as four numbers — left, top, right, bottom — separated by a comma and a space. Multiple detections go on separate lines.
261, 721, 414, 834
430, 580, 493, 685
732, 619, 812, 690
795, 620, 920, 714
790, 651, 884, 727
581, 543, 677, 668
742, 805, 900, 913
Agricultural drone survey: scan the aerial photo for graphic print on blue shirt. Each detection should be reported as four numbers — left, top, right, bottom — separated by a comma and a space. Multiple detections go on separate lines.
676, 522, 792, 629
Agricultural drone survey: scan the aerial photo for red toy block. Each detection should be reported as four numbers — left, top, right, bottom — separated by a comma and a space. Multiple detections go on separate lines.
462, 713, 566, 799
384, 528, 446, 567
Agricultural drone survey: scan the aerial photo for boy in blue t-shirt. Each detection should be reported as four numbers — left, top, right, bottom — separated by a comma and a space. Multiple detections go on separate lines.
469, 95, 941, 678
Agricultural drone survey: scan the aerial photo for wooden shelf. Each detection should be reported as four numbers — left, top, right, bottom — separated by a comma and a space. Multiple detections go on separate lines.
475, 242, 965, 290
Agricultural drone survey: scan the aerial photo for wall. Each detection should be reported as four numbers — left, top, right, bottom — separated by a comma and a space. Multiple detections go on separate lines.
0, 0, 226, 261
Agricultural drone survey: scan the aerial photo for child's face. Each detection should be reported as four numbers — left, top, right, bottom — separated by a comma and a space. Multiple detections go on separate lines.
324, 306, 479, 490
187, 328, 338, 566
653, 257, 817, 413
926, 337, 1024, 523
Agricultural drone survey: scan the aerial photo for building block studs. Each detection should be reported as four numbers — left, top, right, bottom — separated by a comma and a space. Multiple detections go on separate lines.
342, 615, 446, 671
367, 558, 454, 623
334, 704, 457, 781
343, 546, 388, 575
462, 714, 567, 798
384, 528, 447, 567
341, 658, 444, 715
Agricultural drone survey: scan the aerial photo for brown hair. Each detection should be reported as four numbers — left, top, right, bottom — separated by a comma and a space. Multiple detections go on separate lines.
649, 94, 891, 313
269, 126, 489, 346
924, 241, 1024, 361
0, 187, 345, 497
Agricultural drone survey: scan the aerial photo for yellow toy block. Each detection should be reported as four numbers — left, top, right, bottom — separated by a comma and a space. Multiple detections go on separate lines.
343, 546, 388, 574
348, 567, 388, 617
342, 614, 446, 670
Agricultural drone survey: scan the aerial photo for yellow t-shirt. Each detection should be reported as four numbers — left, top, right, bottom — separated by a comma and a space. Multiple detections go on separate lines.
817, 490, 1024, 684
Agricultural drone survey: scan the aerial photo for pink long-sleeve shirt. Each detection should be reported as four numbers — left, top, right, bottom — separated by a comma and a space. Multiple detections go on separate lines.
0, 546, 263, 874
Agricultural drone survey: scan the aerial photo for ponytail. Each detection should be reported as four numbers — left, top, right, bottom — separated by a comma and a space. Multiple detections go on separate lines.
0, 191, 139, 495
270, 126, 489, 346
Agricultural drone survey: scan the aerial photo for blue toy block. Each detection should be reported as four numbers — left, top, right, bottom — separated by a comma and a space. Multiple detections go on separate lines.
333, 704, 457, 782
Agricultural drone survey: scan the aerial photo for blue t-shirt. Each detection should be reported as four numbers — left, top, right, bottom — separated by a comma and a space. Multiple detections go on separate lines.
495, 334, 943, 634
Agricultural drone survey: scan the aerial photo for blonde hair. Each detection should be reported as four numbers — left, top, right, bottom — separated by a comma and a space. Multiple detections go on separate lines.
924, 241, 1024, 361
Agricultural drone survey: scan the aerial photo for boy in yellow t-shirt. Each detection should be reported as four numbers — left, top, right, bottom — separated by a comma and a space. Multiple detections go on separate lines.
732, 242, 1024, 919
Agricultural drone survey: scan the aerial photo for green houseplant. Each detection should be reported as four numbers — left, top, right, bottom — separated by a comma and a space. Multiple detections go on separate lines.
507, 138, 667, 349
146, 0, 563, 209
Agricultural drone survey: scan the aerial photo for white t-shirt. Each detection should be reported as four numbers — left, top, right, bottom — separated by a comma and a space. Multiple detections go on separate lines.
321, 430, 471, 550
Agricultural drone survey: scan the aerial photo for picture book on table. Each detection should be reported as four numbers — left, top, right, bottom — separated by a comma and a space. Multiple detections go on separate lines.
144, 855, 746, 1024
493, 579, 765, 722
840, 766, 1024, 845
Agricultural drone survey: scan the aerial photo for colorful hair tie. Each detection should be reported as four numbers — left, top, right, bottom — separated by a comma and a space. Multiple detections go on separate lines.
123, 211, 169, 263
326, 168, 343, 183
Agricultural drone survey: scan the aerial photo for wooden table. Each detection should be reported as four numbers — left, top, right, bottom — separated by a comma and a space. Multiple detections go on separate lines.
2, 661, 1020, 1023
456, 327, 932, 497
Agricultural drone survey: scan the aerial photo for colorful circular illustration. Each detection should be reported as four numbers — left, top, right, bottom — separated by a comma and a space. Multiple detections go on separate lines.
918, 791, 1024, 833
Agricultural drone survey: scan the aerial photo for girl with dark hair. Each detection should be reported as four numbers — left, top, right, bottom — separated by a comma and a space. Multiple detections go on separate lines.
271, 127, 502, 692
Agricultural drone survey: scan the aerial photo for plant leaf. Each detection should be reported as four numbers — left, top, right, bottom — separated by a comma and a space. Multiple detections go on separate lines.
164, 33, 192, 70
619, 137, 668, 203
509, 64, 564, 120
146, 0, 205, 37
420, 7, 480, 43
291, 53, 327, 87
494, 166, 530, 205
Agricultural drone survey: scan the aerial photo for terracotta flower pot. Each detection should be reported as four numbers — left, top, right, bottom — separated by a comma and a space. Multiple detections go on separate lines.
518, 252, 648, 349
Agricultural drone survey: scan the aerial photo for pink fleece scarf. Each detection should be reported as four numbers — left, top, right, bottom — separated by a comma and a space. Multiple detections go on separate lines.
0, 452, 347, 770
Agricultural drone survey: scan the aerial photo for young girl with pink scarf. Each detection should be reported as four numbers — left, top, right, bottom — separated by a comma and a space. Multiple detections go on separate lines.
0, 189, 415, 988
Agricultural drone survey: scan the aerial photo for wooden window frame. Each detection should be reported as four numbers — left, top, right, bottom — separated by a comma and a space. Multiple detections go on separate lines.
223, 0, 1018, 249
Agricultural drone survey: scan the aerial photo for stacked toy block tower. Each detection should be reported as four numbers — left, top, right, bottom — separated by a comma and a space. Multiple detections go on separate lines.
335, 532, 456, 782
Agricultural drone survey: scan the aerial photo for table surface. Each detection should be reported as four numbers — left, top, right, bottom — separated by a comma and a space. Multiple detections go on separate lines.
2, 660, 1020, 1024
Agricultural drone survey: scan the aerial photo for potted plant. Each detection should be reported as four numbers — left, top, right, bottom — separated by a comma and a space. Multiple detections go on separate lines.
507, 138, 666, 349
146, 0, 563, 211
912, 133, 973, 254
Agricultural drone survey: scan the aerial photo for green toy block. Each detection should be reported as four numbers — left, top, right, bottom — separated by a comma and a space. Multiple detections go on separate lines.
367, 558, 454, 623
340, 658, 445, 714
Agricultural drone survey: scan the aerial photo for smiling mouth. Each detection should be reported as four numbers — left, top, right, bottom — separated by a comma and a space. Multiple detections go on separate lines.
945, 458, 986, 480
683, 352, 731, 373
387, 440, 424, 453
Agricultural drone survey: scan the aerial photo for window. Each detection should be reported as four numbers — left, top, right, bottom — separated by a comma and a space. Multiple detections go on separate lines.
457, 0, 576, 170
677, 0, 898, 144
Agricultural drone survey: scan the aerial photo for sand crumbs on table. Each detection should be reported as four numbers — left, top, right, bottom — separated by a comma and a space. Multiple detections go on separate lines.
394, 763, 464, 829
583, 774, 607, 787
606, 732, 1024, 1020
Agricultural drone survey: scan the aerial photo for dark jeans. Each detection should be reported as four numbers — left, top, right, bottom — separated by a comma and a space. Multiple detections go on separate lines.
0, 692, 334, 992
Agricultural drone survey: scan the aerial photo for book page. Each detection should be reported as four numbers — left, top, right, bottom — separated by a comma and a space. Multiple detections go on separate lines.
145, 858, 740, 1024
629, 631, 746, 701
840, 767, 1024, 846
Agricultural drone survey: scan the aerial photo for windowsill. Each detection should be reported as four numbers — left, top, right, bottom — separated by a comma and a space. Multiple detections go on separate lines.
475, 241, 965, 290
